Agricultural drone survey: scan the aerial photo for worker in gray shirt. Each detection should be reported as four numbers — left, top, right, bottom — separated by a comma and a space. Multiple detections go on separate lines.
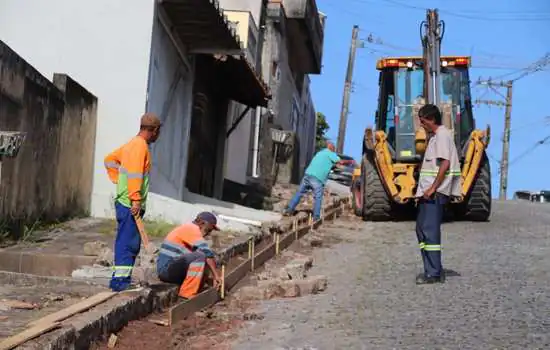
415, 104, 461, 284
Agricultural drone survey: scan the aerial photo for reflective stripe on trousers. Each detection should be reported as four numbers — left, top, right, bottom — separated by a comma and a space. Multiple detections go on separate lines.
109, 202, 143, 291
419, 243, 442, 251
415, 194, 448, 278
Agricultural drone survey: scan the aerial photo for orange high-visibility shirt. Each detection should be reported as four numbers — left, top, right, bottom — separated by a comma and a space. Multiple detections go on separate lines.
104, 136, 151, 205
161, 223, 216, 259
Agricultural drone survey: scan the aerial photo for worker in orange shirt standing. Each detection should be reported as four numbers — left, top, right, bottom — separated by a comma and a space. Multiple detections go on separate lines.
104, 113, 162, 292
157, 212, 222, 299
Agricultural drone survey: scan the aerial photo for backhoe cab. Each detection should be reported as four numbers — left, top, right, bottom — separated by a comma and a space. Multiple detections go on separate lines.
354, 9, 492, 222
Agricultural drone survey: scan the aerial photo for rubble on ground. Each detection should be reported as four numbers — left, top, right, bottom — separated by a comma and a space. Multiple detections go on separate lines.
234, 252, 327, 302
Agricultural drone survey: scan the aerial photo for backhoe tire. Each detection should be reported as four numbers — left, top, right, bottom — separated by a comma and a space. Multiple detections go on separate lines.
351, 181, 362, 217
361, 153, 392, 221
461, 153, 492, 222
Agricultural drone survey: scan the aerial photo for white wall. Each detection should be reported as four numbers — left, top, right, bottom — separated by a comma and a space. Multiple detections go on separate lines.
146, 9, 195, 200
0, 0, 156, 218
218, 0, 263, 25
225, 102, 253, 184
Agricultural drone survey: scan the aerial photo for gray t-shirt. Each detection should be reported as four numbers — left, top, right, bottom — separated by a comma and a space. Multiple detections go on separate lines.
416, 125, 462, 198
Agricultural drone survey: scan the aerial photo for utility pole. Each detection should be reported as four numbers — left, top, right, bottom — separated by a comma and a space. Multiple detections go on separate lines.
336, 25, 360, 154
475, 79, 513, 200
500, 81, 513, 200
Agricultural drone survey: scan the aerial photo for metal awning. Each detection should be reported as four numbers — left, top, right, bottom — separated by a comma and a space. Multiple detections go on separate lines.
159, 0, 242, 55
213, 55, 270, 108
159, 0, 270, 107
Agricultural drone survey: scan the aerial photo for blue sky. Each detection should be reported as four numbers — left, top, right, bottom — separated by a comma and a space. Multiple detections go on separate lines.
310, 0, 550, 198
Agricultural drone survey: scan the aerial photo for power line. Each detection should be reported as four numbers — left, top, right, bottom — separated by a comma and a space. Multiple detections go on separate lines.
376, 0, 550, 21
508, 135, 550, 167
473, 53, 550, 85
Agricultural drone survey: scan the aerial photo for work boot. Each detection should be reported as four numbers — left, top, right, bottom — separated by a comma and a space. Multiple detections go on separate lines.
415, 273, 444, 285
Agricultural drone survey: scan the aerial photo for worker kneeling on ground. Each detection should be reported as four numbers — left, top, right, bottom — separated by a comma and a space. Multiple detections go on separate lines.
156, 212, 222, 299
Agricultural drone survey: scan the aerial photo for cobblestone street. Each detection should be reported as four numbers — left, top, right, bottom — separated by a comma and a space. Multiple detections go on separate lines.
231, 201, 550, 350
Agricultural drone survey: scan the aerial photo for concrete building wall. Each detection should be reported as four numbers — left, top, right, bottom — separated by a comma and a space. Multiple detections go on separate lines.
218, 0, 263, 24
224, 102, 253, 184
0, 41, 97, 231
298, 76, 317, 176
0, 0, 156, 218
145, 8, 195, 201
222, 9, 261, 185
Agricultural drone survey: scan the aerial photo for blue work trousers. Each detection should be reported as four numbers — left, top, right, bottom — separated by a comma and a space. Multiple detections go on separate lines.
287, 175, 324, 220
415, 193, 448, 278
109, 201, 144, 292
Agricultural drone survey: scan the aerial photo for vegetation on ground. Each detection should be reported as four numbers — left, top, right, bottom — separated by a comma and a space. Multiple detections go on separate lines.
95, 218, 177, 238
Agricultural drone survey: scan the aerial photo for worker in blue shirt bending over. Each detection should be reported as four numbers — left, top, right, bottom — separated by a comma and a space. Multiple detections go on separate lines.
283, 142, 353, 221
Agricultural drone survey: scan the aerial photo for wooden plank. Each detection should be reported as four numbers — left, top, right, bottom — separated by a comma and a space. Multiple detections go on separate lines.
107, 334, 118, 348
279, 230, 297, 252
169, 288, 219, 326
28, 292, 116, 327
0, 300, 37, 310
0, 322, 61, 350
253, 242, 276, 268
225, 259, 251, 290
134, 216, 150, 248
148, 318, 169, 327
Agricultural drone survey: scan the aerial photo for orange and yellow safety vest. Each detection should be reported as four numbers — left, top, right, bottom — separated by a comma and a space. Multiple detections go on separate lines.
104, 136, 151, 208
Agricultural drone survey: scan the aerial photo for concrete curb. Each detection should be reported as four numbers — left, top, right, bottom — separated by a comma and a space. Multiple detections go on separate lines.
17, 196, 350, 349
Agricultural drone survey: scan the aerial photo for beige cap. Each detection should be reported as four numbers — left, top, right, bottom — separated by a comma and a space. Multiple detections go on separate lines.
140, 113, 161, 127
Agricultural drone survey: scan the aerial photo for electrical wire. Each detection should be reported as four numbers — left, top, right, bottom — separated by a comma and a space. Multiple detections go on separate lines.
508, 116, 550, 134
377, 0, 550, 22
508, 135, 550, 167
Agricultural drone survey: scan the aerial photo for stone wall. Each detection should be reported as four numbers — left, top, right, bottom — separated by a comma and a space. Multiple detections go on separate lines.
0, 40, 97, 236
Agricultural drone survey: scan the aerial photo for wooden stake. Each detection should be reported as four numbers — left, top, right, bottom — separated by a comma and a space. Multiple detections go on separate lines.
275, 233, 280, 255
107, 334, 118, 348
293, 219, 298, 240
250, 238, 255, 271
248, 238, 252, 259
134, 215, 150, 248
220, 265, 225, 299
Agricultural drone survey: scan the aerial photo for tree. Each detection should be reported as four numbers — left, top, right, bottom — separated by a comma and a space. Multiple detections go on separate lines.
315, 112, 330, 152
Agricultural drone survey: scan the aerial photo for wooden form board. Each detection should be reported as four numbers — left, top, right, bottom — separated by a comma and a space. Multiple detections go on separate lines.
0, 323, 61, 350
28, 291, 117, 327
224, 259, 252, 290
1, 291, 118, 349
168, 202, 346, 327
169, 288, 220, 326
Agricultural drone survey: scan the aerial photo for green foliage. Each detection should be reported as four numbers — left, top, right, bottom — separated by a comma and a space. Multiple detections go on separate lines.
315, 112, 330, 152
96, 218, 176, 238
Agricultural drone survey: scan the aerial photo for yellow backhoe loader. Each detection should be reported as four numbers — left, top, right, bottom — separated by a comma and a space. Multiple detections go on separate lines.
353, 9, 492, 221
